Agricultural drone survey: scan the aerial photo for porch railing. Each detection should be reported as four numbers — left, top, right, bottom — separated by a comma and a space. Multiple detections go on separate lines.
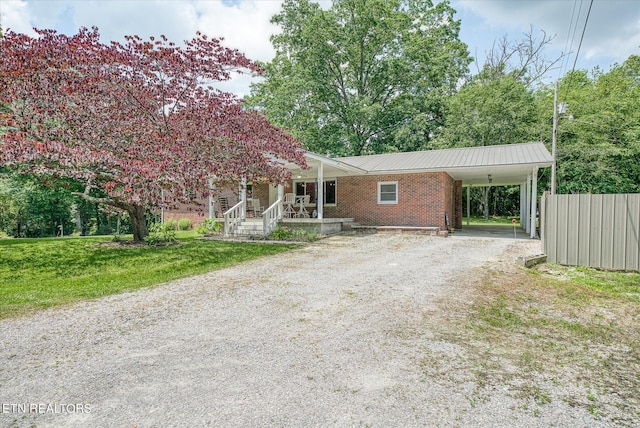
223, 200, 245, 236
262, 197, 283, 237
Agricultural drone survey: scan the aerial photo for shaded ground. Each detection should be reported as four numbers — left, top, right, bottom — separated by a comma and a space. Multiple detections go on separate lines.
0, 232, 635, 427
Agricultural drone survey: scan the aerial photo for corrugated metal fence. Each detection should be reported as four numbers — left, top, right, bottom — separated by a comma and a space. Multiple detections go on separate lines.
541, 193, 640, 271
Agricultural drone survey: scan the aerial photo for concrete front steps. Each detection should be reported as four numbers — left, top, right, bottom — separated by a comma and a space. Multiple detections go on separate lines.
234, 219, 265, 237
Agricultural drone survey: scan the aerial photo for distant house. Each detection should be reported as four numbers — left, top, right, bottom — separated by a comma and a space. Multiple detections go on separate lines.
164, 142, 552, 237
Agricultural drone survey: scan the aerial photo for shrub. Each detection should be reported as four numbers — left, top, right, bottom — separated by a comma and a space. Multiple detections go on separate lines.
163, 218, 178, 231
268, 226, 319, 242
196, 218, 223, 235
145, 222, 177, 245
178, 218, 192, 231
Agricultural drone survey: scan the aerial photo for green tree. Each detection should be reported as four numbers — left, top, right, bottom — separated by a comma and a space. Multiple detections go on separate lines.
434, 75, 537, 148
552, 56, 640, 194
434, 30, 564, 219
247, 0, 471, 156
0, 174, 75, 237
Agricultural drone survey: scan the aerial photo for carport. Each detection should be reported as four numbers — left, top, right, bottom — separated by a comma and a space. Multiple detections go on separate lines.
435, 142, 553, 238
335, 142, 553, 238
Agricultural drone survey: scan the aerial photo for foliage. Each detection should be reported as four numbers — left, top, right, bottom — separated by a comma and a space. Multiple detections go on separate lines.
247, 0, 471, 156
0, 236, 298, 318
177, 218, 192, 231
163, 218, 178, 231
144, 222, 177, 245
196, 218, 223, 235
435, 76, 538, 148
0, 171, 131, 237
268, 226, 320, 241
0, 173, 76, 237
0, 28, 307, 242
549, 56, 640, 194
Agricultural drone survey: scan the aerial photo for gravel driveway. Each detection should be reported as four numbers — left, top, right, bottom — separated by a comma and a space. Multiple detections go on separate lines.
0, 232, 608, 427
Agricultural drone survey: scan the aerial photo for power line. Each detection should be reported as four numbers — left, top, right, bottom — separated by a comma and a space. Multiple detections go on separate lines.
562, 0, 594, 100
558, 0, 581, 80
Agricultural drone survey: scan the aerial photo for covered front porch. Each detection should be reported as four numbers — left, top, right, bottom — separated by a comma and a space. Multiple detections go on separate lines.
218, 152, 365, 237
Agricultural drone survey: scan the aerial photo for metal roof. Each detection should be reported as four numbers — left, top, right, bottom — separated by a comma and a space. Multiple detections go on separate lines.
334, 142, 553, 186
337, 142, 553, 172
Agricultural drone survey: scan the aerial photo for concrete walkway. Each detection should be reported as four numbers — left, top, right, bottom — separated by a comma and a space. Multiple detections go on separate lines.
452, 224, 534, 240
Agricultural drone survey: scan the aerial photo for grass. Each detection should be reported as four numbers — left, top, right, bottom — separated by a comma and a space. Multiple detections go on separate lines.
465, 215, 521, 225
426, 261, 640, 424
0, 232, 299, 319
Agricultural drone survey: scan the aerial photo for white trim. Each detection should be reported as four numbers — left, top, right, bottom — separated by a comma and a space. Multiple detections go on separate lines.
378, 181, 398, 205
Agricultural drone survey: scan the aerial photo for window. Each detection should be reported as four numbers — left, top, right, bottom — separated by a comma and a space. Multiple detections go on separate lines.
378, 181, 398, 204
294, 179, 337, 205
324, 180, 336, 204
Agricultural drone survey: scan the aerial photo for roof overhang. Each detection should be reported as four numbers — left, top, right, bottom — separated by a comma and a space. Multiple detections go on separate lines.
281, 143, 552, 186
443, 163, 550, 186
289, 152, 367, 179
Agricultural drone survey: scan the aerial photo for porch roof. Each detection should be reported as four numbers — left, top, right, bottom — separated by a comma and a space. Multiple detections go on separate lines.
297, 142, 552, 186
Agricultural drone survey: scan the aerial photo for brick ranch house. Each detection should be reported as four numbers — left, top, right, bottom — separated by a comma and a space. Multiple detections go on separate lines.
164, 142, 553, 237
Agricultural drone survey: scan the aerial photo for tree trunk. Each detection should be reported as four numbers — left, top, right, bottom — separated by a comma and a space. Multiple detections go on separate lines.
73, 189, 148, 242
128, 204, 148, 243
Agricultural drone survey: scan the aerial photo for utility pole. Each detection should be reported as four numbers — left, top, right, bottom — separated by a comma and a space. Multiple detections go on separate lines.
551, 82, 558, 195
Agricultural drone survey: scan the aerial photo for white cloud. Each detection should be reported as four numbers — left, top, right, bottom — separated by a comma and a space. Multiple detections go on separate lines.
453, 0, 640, 69
1, 0, 37, 35
5, 0, 637, 95
1, 0, 286, 96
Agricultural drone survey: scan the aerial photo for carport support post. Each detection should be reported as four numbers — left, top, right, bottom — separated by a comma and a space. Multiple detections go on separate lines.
466, 185, 470, 226
525, 175, 531, 235
520, 182, 525, 229
317, 162, 324, 219
530, 167, 538, 239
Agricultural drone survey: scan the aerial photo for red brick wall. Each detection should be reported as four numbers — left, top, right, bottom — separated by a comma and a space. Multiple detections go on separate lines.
454, 180, 463, 229
253, 183, 270, 208
163, 210, 208, 227
326, 172, 455, 229
164, 186, 238, 225
163, 196, 208, 227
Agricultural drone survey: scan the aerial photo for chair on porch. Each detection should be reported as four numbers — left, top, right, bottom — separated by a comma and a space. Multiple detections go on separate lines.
250, 198, 264, 218
295, 194, 311, 218
218, 196, 229, 216
283, 193, 296, 218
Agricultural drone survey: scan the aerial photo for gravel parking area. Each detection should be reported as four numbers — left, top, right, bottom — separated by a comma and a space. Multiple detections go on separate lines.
0, 232, 612, 427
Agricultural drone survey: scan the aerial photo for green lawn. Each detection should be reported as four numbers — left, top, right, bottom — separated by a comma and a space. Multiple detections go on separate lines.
465, 216, 520, 225
0, 234, 299, 319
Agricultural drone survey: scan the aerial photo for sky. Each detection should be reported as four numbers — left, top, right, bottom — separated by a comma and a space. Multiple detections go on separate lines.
1, 0, 639, 97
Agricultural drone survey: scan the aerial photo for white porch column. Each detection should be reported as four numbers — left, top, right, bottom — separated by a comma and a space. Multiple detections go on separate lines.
161, 189, 165, 223
466, 185, 470, 226
240, 177, 247, 218
525, 175, 531, 235
208, 177, 214, 220
317, 162, 324, 219
277, 184, 284, 219
530, 167, 538, 239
